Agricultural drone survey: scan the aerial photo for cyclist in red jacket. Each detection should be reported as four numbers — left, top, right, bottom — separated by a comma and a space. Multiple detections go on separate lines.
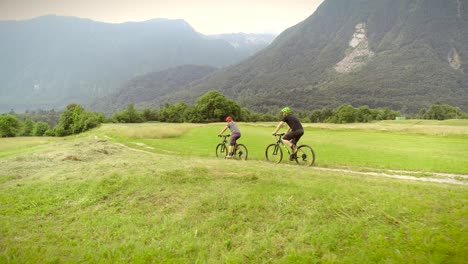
218, 116, 241, 158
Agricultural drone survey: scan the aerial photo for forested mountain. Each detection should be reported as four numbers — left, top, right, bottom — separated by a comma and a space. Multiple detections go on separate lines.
89, 65, 217, 114
164, 0, 468, 113
0, 15, 272, 112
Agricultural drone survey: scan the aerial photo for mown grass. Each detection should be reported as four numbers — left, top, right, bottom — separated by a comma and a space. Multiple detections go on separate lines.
0, 137, 59, 159
110, 123, 203, 139
311, 119, 468, 135
0, 121, 467, 263
96, 121, 468, 174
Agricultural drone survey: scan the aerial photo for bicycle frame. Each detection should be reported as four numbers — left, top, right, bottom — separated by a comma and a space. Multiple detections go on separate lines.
216, 134, 248, 160
218, 134, 230, 154
266, 133, 315, 166
272, 133, 292, 156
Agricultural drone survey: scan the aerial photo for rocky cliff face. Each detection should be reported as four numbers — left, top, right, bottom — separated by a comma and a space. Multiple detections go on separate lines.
448, 48, 462, 70
457, 0, 462, 18
334, 23, 375, 73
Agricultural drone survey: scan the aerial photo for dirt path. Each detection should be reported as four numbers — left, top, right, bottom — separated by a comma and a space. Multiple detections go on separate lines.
313, 167, 467, 186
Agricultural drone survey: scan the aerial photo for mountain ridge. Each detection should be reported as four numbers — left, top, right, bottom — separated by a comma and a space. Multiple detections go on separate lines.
0, 15, 274, 112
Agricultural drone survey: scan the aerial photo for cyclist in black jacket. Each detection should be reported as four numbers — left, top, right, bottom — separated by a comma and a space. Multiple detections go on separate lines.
272, 107, 304, 154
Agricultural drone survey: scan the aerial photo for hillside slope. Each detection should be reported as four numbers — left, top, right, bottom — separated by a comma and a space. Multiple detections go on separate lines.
164, 0, 468, 113
89, 65, 217, 113
0, 16, 267, 112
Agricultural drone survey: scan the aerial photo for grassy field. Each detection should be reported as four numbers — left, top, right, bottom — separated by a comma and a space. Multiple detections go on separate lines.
0, 120, 467, 263
96, 120, 468, 174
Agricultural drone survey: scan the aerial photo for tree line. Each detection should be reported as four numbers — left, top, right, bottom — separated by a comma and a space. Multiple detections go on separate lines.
1, 91, 467, 137
1, 104, 105, 137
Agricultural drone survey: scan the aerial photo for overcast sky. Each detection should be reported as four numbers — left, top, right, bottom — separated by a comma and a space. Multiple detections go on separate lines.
0, 0, 324, 35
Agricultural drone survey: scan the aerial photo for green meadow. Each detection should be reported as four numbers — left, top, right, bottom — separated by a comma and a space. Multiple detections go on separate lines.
0, 120, 467, 263
99, 120, 468, 174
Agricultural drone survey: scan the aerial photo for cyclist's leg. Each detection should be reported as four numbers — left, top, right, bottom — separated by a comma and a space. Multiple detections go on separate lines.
227, 143, 234, 158
228, 132, 241, 157
281, 132, 295, 149
281, 132, 297, 160
233, 133, 241, 150
292, 130, 304, 153
283, 130, 303, 153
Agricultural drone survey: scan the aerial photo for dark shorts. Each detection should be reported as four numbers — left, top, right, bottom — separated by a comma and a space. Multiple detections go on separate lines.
230, 132, 241, 146
283, 129, 304, 145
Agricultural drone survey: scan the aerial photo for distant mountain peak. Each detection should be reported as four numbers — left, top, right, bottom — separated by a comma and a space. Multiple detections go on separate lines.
135, 18, 191, 26
206, 33, 276, 54
28, 14, 96, 23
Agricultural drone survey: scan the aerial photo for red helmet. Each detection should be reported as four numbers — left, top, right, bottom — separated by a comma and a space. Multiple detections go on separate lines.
225, 116, 233, 122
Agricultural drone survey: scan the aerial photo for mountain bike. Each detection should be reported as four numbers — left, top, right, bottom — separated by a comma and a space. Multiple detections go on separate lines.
216, 135, 248, 160
265, 133, 315, 166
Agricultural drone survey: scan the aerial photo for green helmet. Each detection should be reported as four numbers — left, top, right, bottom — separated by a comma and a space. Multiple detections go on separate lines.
281, 107, 291, 113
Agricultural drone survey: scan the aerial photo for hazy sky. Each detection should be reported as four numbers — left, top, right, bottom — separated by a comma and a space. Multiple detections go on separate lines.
0, 0, 324, 34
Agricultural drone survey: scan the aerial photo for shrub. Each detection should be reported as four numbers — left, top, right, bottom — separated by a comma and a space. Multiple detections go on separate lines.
33, 122, 50, 136
56, 104, 105, 136
54, 126, 67, 137
44, 129, 55, 137
423, 103, 462, 120
112, 104, 144, 123
21, 119, 35, 136
0, 115, 20, 137
330, 104, 358, 123
193, 91, 241, 122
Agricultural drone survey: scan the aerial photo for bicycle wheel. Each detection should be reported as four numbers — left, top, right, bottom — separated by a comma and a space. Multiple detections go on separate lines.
265, 144, 283, 164
216, 143, 228, 158
295, 145, 316, 166
235, 144, 248, 160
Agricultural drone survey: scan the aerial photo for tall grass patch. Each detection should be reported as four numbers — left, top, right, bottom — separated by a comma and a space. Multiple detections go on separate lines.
103, 123, 203, 139
1, 121, 467, 262
0, 144, 466, 262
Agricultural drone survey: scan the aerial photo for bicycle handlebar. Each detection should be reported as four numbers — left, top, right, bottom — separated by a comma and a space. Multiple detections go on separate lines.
218, 134, 230, 137
273, 133, 285, 136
